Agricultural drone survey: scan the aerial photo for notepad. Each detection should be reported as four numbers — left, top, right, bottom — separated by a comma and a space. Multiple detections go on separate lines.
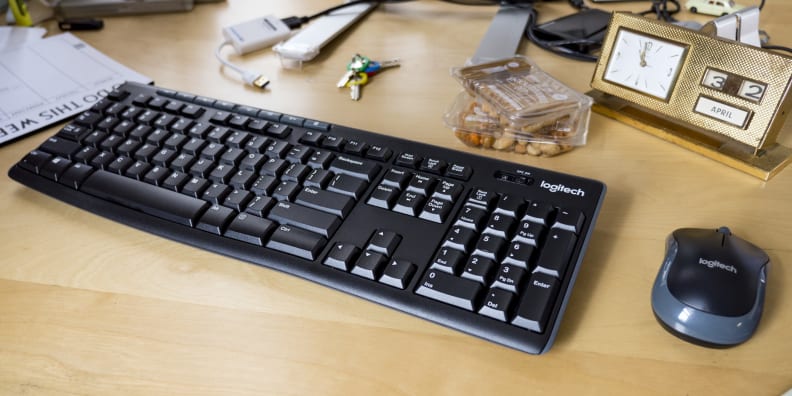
0, 32, 152, 145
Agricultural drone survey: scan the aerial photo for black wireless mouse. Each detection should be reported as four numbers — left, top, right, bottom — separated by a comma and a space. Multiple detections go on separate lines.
651, 227, 770, 347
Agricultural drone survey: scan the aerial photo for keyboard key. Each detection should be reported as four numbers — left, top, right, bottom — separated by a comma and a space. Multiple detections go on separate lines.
523, 201, 555, 226
467, 188, 497, 209
491, 264, 526, 293
18, 150, 52, 173
454, 205, 488, 232
182, 177, 210, 198
366, 230, 401, 257
419, 197, 453, 223
379, 259, 415, 289
40, 157, 72, 181
295, 186, 354, 218
395, 152, 421, 168
320, 135, 344, 151
552, 209, 585, 234
328, 155, 381, 182
245, 196, 275, 217
442, 226, 477, 253
430, 247, 466, 274
460, 255, 496, 285
223, 189, 253, 212
272, 181, 300, 201
39, 137, 81, 159
493, 194, 524, 217
511, 273, 559, 333
445, 163, 472, 180
502, 242, 535, 269
266, 224, 326, 260
351, 251, 387, 280
268, 201, 341, 238
513, 221, 545, 247
59, 163, 94, 189
197, 204, 236, 234
416, 269, 483, 311
482, 213, 516, 239
327, 174, 367, 200
365, 145, 392, 161
342, 139, 367, 156
432, 180, 462, 201
81, 169, 209, 227
299, 130, 324, 146
533, 230, 577, 278
478, 288, 515, 322
324, 243, 360, 271
381, 168, 410, 189
406, 174, 435, 195
419, 157, 446, 174
367, 184, 399, 209
393, 191, 425, 217
472, 234, 507, 262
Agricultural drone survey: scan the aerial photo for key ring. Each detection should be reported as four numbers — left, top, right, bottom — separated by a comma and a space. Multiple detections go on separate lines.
345, 71, 369, 87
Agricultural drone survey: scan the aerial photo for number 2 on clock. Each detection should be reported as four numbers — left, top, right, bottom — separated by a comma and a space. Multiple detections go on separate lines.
738, 80, 766, 102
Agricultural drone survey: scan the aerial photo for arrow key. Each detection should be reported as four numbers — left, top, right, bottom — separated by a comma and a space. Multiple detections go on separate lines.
351, 251, 387, 280
366, 230, 401, 257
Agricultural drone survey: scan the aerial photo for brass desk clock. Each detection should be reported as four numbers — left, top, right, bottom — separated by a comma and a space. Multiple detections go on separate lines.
590, 12, 792, 180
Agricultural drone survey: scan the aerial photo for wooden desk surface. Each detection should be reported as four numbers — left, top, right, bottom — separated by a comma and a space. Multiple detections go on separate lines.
1, 1, 791, 394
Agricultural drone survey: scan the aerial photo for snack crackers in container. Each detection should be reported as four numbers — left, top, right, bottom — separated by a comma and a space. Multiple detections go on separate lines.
445, 56, 592, 157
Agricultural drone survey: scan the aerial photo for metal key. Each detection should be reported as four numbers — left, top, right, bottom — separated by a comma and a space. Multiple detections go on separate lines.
346, 72, 368, 101
365, 58, 401, 75
336, 69, 355, 88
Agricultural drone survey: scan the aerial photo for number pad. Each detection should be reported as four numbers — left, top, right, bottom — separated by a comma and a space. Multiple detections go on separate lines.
416, 189, 584, 334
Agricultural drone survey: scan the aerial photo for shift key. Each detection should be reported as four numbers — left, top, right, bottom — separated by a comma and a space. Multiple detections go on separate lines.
416, 269, 483, 311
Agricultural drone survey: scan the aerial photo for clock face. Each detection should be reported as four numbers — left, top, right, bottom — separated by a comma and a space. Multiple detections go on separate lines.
603, 29, 688, 100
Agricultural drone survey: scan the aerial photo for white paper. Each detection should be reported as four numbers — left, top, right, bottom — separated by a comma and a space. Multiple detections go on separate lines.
0, 26, 47, 50
0, 32, 152, 145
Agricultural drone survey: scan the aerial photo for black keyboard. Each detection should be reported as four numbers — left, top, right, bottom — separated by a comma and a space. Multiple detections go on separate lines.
8, 81, 606, 354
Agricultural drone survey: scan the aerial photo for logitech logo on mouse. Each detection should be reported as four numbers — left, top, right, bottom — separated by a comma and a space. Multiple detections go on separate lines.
698, 258, 738, 274
539, 180, 585, 196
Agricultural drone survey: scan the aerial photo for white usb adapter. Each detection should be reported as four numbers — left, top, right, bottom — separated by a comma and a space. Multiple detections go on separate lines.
216, 15, 292, 89
222, 15, 291, 55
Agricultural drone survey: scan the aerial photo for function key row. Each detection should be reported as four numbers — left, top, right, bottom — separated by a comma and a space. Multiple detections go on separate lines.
152, 88, 331, 130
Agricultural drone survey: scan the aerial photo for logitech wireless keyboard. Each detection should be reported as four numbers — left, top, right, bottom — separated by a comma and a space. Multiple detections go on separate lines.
8, 81, 606, 354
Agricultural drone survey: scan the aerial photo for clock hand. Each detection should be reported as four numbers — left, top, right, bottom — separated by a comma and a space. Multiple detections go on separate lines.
639, 43, 648, 67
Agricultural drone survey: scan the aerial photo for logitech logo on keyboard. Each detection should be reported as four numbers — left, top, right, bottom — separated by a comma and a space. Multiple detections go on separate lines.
539, 180, 585, 197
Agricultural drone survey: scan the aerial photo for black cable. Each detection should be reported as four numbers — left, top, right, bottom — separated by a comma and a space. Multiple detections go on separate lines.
307, 0, 416, 20
523, 6, 600, 62
282, 0, 416, 29
640, 0, 681, 22
763, 45, 792, 55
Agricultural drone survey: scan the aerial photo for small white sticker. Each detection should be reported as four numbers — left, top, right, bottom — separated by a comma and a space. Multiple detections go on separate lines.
694, 96, 750, 128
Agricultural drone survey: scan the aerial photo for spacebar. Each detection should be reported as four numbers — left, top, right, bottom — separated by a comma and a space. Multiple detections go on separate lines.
80, 170, 210, 227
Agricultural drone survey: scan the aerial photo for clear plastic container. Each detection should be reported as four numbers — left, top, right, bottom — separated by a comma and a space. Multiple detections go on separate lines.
446, 56, 592, 156
444, 91, 583, 157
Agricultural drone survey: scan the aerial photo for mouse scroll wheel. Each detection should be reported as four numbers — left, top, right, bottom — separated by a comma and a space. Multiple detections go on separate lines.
717, 226, 731, 245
